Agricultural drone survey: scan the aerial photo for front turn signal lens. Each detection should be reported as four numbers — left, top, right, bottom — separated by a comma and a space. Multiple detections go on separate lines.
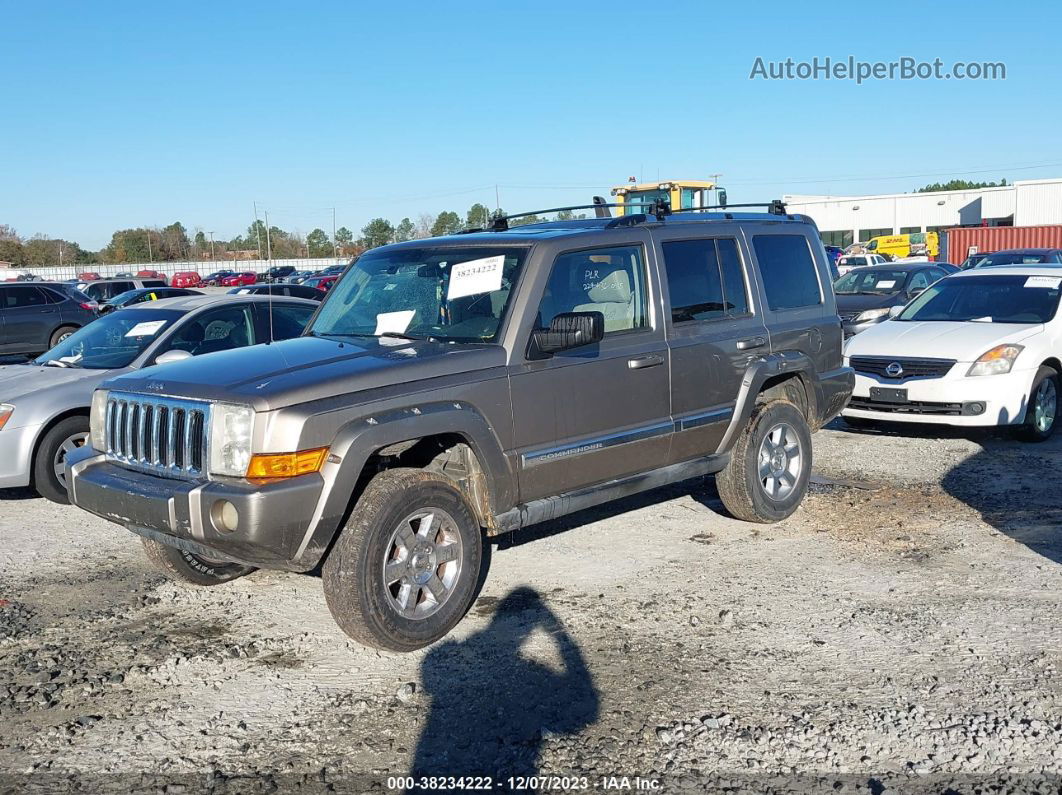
0, 404, 14, 431
246, 447, 328, 480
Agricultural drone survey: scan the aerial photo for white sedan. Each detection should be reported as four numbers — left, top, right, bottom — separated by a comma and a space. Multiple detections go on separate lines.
842, 266, 1061, 441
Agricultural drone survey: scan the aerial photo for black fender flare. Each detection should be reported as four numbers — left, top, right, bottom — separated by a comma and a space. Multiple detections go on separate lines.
292, 401, 513, 568
714, 351, 818, 455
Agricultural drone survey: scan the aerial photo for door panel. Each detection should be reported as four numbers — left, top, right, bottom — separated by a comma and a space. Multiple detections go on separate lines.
652, 230, 769, 462
1, 286, 59, 353
509, 242, 672, 502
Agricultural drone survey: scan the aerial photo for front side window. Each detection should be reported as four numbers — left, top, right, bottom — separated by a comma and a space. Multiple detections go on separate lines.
260, 303, 315, 340
163, 306, 256, 356
537, 245, 649, 335
753, 235, 822, 311
898, 275, 1061, 324
907, 271, 931, 292
310, 246, 527, 342
662, 238, 749, 323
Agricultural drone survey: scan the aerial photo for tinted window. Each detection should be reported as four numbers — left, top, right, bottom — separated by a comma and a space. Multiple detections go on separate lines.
262, 303, 315, 340
753, 235, 822, 310
538, 246, 649, 335
908, 271, 931, 292
662, 238, 748, 323
3, 285, 48, 308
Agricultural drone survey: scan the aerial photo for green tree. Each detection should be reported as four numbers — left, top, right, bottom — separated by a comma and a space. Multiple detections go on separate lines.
466, 203, 491, 229
0, 238, 26, 265
430, 210, 462, 237
394, 217, 415, 242
510, 213, 544, 227
360, 218, 395, 249
306, 228, 333, 257
917, 178, 1008, 193
158, 221, 190, 261
335, 226, 354, 246
102, 228, 153, 263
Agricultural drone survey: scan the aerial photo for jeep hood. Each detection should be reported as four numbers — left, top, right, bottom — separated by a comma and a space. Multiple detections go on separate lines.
844, 320, 1044, 362
102, 336, 507, 410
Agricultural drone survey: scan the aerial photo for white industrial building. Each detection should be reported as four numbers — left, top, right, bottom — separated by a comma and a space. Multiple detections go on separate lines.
783, 177, 1062, 248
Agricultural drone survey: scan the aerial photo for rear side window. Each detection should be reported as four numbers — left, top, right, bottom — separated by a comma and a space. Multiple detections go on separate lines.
662, 238, 749, 323
3, 285, 48, 308
752, 235, 822, 311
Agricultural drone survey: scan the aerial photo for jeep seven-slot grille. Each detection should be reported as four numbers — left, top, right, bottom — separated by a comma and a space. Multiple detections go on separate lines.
105, 393, 209, 476
850, 356, 956, 380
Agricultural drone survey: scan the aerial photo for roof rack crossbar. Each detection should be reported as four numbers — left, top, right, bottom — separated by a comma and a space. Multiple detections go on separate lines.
490, 201, 665, 231
670, 200, 788, 216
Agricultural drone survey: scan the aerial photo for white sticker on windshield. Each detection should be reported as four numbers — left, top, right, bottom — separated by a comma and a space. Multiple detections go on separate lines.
237, 288, 251, 294
446, 255, 505, 300
1025, 276, 1062, 289
375, 310, 416, 335
125, 320, 167, 338
875, 280, 896, 289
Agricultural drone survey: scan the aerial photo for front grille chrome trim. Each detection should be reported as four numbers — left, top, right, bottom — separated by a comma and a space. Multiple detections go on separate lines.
104, 392, 211, 479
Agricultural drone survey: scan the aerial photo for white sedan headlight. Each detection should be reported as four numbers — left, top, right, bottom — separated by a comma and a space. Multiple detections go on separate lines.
89, 390, 109, 450
209, 403, 255, 477
855, 307, 892, 323
967, 344, 1024, 377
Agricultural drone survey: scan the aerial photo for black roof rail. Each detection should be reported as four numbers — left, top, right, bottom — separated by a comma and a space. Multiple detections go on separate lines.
487, 198, 789, 231
669, 199, 789, 216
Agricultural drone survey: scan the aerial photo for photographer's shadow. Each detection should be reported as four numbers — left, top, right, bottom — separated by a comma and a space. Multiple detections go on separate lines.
410, 587, 599, 787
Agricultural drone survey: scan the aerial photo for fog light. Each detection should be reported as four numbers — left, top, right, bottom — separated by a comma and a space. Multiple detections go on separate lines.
211, 500, 239, 534
962, 401, 986, 416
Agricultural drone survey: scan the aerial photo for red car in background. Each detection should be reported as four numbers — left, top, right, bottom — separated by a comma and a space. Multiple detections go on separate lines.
78, 271, 102, 281
171, 271, 201, 288
303, 274, 338, 292
136, 269, 168, 283
219, 271, 259, 287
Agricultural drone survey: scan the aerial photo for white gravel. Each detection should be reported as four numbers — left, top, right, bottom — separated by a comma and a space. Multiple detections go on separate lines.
1, 419, 1060, 793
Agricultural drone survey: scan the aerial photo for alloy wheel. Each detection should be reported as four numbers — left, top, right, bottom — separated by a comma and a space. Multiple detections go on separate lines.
757, 422, 803, 500
382, 508, 463, 620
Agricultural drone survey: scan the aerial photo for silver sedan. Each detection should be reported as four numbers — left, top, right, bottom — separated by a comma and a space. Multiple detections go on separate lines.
0, 293, 317, 503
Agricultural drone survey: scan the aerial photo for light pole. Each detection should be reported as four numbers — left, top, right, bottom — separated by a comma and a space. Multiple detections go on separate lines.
208, 231, 216, 263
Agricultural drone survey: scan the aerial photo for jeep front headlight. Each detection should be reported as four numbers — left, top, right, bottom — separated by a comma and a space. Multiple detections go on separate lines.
209, 403, 255, 477
89, 390, 109, 450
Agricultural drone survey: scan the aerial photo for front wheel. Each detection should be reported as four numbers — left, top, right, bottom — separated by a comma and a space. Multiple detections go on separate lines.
141, 538, 255, 586
322, 468, 483, 652
1012, 366, 1059, 442
716, 400, 813, 523
34, 416, 90, 504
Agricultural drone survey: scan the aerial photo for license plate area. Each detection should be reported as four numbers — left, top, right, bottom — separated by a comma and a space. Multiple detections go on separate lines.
870, 386, 908, 403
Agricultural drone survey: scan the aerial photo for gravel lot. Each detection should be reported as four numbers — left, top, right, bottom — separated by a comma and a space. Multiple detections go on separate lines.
1, 419, 1060, 793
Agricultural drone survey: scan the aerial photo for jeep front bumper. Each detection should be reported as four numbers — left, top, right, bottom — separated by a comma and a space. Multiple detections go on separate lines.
66, 448, 326, 571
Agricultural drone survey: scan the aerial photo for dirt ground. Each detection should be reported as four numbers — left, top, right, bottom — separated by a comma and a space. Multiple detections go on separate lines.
1, 419, 1060, 793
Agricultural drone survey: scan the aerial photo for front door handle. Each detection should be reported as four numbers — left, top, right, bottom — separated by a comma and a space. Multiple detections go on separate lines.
736, 336, 767, 350
628, 354, 664, 370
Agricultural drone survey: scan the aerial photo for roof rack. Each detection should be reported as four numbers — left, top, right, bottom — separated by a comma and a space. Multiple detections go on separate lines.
669, 199, 789, 216
485, 197, 789, 231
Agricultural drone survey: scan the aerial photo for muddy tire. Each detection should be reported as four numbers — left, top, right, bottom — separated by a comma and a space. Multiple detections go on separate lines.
141, 538, 255, 586
322, 468, 483, 652
49, 325, 78, 349
33, 415, 89, 504
716, 399, 812, 524
1011, 366, 1059, 443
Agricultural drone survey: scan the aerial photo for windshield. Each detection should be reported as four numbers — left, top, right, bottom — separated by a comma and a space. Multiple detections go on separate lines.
977, 252, 1053, 267
897, 274, 1061, 324
107, 289, 147, 306
309, 246, 527, 342
34, 308, 182, 369
840, 256, 867, 267
834, 269, 909, 295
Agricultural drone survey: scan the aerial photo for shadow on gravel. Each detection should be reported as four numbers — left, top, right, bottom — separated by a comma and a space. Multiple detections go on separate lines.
941, 441, 1062, 566
410, 586, 599, 787
0, 486, 40, 501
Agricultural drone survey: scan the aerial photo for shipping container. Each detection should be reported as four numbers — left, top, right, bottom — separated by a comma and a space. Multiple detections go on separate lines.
941, 225, 1062, 265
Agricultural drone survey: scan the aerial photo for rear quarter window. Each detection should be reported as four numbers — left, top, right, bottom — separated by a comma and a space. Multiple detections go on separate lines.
752, 235, 823, 311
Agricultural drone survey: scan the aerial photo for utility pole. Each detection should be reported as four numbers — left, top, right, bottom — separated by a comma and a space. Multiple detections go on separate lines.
208, 231, 216, 263
494, 184, 500, 211
146, 230, 153, 262
253, 202, 263, 261
264, 210, 273, 262
332, 207, 338, 257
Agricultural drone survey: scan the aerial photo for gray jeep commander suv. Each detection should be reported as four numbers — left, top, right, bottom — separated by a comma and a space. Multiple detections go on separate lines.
66, 203, 853, 651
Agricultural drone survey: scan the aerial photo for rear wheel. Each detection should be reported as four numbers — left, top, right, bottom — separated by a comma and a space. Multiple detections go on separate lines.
322, 468, 483, 651
33, 416, 90, 504
1012, 366, 1059, 442
49, 325, 78, 348
716, 400, 813, 523
141, 538, 255, 586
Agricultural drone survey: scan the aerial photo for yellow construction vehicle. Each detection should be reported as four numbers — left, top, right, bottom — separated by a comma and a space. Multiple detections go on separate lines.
609, 179, 722, 216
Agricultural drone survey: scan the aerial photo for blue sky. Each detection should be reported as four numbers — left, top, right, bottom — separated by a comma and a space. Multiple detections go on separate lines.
2, 0, 1060, 250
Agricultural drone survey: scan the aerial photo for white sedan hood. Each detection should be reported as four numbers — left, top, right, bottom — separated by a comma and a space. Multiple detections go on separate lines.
845, 321, 1043, 363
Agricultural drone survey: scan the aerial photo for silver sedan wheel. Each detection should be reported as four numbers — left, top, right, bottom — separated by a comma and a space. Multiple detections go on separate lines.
53, 432, 89, 486
757, 422, 803, 500
383, 508, 463, 620
1033, 377, 1057, 434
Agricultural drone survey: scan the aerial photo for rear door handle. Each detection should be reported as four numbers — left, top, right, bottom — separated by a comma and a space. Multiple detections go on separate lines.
628, 354, 664, 370
736, 336, 767, 350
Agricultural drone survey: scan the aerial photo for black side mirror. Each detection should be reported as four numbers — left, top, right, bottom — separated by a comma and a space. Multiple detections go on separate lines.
529, 311, 605, 358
